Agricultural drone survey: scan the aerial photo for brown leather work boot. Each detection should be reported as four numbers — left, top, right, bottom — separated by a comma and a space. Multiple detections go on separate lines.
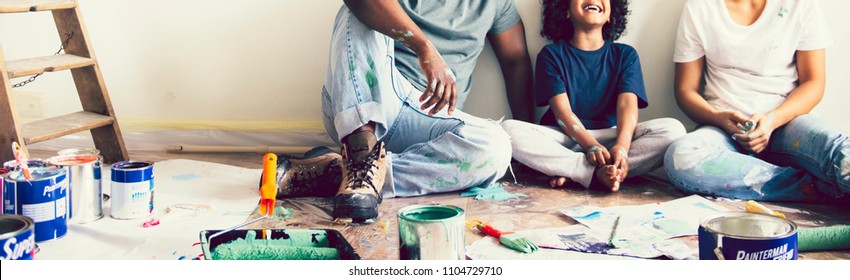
263, 146, 343, 198
333, 131, 387, 222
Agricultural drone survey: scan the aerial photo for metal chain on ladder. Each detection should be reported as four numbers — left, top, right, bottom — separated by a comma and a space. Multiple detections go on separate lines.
11, 31, 75, 88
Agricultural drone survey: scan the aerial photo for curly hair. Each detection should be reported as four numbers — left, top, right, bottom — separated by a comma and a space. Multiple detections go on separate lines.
541, 0, 630, 42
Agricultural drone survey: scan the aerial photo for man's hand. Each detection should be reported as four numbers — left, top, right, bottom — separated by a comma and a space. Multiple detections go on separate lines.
418, 48, 457, 116
734, 113, 777, 154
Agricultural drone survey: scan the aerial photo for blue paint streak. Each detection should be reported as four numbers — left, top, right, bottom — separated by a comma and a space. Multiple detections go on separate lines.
171, 173, 201, 181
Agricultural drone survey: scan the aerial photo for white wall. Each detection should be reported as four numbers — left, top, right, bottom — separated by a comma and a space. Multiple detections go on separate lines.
2, 0, 848, 139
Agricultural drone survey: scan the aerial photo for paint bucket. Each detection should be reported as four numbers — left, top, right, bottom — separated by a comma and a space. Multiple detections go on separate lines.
0, 215, 36, 260
1, 168, 8, 214
48, 154, 103, 224
698, 212, 798, 260
57, 147, 100, 156
397, 204, 465, 260
3, 159, 48, 170
3, 167, 69, 242
110, 161, 154, 220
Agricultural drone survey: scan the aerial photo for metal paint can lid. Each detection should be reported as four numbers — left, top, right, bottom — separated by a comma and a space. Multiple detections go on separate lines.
700, 212, 797, 240
0, 215, 35, 240
58, 147, 101, 156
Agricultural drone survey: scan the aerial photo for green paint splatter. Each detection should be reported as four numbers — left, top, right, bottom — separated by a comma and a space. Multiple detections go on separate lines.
404, 30, 414, 37
460, 183, 527, 202
397, 37, 405, 42
700, 156, 744, 175
438, 159, 460, 164
439, 158, 474, 172
348, 60, 355, 73
431, 177, 459, 188
458, 162, 472, 172
365, 71, 378, 88
476, 158, 493, 169
424, 153, 437, 158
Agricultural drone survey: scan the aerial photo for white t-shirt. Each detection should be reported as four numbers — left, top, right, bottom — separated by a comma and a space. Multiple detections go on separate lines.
674, 0, 833, 116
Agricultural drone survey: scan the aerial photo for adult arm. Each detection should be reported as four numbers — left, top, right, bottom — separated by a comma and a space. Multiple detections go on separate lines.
674, 58, 748, 134
735, 49, 826, 153
343, 0, 457, 115
488, 21, 535, 122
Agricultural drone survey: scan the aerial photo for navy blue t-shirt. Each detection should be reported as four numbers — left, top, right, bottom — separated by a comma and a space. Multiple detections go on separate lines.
536, 41, 648, 129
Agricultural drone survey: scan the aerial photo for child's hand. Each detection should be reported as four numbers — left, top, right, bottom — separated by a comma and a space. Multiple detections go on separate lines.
610, 145, 629, 183
714, 111, 749, 135
584, 143, 611, 167
734, 113, 776, 154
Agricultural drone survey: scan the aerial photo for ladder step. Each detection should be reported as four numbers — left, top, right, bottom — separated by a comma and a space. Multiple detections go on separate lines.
6, 54, 95, 78
0, 0, 76, 13
22, 111, 115, 144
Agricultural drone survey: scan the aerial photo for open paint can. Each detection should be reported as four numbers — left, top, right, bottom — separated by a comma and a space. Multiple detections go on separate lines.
0, 215, 36, 260
398, 204, 465, 260
48, 154, 103, 224
1, 168, 8, 214
110, 161, 154, 219
3, 159, 48, 170
698, 212, 798, 260
3, 167, 69, 242
58, 147, 101, 157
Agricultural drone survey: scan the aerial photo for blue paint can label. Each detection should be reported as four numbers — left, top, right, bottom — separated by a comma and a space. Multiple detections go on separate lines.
110, 161, 154, 220
0, 215, 36, 260
698, 212, 797, 260
3, 167, 69, 242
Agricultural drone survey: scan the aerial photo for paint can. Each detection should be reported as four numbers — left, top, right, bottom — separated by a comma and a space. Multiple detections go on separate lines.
397, 204, 465, 260
48, 154, 103, 224
57, 147, 101, 156
3, 159, 48, 170
0, 215, 36, 260
3, 167, 69, 242
110, 161, 154, 220
698, 212, 798, 260
0, 168, 8, 214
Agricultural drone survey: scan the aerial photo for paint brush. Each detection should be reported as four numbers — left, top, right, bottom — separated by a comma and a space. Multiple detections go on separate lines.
466, 219, 538, 253
744, 200, 785, 219
11, 142, 32, 180
608, 216, 620, 247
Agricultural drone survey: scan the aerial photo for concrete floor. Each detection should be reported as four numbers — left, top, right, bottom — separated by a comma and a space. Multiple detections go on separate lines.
28, 149, 850, 260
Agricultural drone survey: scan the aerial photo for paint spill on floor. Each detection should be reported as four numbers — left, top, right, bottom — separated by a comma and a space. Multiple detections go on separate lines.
461, 183, 527, 202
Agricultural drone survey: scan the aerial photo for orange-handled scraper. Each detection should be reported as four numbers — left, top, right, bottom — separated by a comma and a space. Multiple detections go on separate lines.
259, 153, 278, 216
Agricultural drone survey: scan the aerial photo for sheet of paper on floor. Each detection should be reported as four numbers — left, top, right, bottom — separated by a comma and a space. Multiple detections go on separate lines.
35, 159, 263, 260
561, 195, 726, 247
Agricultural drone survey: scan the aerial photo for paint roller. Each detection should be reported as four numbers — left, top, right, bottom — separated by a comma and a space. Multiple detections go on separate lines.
798, 225, 850, 252
209, 230, 341, 260
745, 201, 850, 252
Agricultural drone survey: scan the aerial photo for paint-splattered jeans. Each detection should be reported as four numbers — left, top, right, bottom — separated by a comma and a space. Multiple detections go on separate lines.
320, 6, 512, 198
502, 118, 686, 187
664, 114, 850, 202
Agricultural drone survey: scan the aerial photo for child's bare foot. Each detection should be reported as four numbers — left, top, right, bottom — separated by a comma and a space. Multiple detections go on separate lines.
595, 165, 621, 192
549, 177, 571, 188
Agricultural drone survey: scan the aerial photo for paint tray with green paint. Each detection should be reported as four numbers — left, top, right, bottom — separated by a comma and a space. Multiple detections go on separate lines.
199, 229, 360, 260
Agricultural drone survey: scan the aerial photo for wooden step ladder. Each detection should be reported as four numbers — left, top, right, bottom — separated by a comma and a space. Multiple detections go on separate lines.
1, 0, 128, 163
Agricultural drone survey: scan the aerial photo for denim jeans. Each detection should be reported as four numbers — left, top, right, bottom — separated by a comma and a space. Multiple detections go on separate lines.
502, 118, 686, 187
664, 114, 850, 202
320, 6, 512, 198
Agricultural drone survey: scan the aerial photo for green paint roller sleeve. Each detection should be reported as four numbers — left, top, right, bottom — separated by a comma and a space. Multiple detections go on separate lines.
798, 225, 850, 252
